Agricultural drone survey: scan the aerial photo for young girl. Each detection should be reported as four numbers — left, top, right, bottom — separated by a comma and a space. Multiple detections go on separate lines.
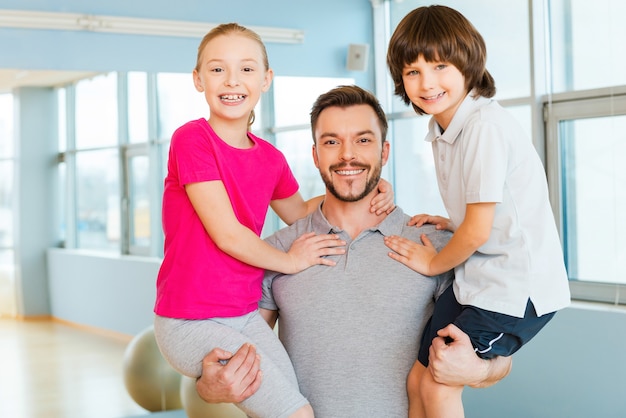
153, 23, 393, 418
384, 6, 570, 418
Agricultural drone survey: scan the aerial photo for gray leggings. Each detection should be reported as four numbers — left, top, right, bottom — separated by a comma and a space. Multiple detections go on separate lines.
154, 311, 308, 418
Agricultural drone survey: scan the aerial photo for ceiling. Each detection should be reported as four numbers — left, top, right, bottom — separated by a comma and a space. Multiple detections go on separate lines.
0, 69, 101, 93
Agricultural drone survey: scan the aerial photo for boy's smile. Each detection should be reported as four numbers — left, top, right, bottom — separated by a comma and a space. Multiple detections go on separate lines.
402, 55, 467, 130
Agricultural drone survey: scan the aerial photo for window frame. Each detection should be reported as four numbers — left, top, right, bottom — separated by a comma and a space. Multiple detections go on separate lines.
544, 85, 626, 305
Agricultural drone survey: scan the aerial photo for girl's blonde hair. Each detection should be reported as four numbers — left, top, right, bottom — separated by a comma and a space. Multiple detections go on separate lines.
195, 23, 269, 128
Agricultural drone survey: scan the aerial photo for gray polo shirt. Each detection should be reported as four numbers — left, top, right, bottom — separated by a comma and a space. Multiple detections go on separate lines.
260, 206, 452, 417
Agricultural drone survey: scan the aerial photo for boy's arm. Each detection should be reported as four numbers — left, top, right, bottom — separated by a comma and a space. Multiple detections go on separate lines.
385, 202, 495, 276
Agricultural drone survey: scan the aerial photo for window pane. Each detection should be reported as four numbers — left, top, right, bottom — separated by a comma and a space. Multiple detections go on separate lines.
75, 73, 118, 149
0, 249, 16, 317
275, 129, 323, 201
128, 72, 149, 144
156, 73, 207, 141
390, 0, 530, 110
128, 154, 150, 248
75, 150, 120, 251
550, 0, 626, 92
58, 161, 66, 245
560, 116, 626, 284
0, 94, 13, 157
389, 116, 445, 217
0, 161, 13, 247
57, 88, 67, 152
274, 77, 354, 127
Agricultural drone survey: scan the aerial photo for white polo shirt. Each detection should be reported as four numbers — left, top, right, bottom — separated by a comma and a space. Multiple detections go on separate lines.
426, 93, 570, 317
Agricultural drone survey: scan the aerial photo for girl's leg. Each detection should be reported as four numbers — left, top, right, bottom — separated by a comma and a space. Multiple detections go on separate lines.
154, 314, 311, 418
407, 360, 427, 418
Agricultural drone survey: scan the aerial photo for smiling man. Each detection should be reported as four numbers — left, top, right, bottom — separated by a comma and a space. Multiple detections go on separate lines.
196, 85, 511, 417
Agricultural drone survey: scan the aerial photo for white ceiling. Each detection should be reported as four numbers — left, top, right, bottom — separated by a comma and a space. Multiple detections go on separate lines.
0, 69, 101, 93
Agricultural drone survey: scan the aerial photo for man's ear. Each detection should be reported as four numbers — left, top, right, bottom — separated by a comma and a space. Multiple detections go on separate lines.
312, 144, 320, 169
381, 141, 390, 166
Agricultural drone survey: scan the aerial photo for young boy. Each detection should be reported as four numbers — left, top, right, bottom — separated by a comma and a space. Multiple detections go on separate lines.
384, 6, 571, 418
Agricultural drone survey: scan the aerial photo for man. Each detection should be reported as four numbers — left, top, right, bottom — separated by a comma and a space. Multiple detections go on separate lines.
196, 85, 512, 416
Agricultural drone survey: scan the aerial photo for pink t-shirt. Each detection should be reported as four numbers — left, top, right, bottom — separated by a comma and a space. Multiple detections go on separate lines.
154, 119, 299, 319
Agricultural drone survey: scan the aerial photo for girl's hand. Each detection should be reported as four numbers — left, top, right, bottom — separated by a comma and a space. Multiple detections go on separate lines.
384, 233, 438, 276
408, 214, 452, 231
287, 232, 346, 273
370, 178, 395, 215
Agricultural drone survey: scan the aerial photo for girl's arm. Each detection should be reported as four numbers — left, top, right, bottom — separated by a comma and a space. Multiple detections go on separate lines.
384, 202, 495, 276
186, 180, 344, 274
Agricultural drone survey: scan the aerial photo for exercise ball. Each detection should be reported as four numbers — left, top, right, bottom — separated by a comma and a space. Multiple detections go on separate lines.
180, 375, 247, 418
123, 326, 183, 411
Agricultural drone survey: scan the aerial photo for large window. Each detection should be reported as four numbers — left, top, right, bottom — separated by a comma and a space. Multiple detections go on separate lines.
545, 90, 626, 303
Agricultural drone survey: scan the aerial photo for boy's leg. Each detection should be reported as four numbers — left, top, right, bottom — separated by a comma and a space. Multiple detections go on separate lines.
420, 365, 465, 418
407, 361, 426, 418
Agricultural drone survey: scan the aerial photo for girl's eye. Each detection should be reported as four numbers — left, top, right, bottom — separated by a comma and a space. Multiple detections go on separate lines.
436, 64, 447, 70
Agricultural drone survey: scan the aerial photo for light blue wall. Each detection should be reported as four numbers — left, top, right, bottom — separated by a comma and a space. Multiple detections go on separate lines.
0, 0, 375, 86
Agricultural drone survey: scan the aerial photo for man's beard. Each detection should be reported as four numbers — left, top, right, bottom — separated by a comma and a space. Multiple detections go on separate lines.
320, 161, 382, 202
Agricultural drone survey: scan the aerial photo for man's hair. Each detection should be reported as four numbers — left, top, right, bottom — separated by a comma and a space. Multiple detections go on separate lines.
386, 5, 496, 115
310, 85, 388, 143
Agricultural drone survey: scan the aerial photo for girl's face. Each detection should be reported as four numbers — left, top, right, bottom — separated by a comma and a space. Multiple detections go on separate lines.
193, 33, 273, 126
401, 55, 467, 130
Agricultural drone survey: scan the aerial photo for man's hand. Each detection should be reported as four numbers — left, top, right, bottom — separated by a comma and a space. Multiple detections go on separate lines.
196, 344, 262, 403
428, 324, 512, 388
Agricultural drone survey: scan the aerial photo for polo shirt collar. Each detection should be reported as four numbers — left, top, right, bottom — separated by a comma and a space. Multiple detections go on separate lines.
310, 203, 406, 238
425, 92, 491, 144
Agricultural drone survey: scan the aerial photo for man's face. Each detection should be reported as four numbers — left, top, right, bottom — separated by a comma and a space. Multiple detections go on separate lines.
313, 104, 389, 202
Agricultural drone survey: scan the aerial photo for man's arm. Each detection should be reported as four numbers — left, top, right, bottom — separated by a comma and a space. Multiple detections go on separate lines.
428, 323, 512, 388
195, 344, 262, 403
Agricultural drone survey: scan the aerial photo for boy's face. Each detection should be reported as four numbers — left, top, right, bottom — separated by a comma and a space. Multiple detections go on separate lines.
401, 55, 467, 130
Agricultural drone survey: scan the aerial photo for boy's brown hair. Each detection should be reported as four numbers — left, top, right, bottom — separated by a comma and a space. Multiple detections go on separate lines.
386, 5, 496, 115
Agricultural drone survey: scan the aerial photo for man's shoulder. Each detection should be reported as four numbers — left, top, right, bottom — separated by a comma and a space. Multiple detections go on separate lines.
398, 219, 452, 251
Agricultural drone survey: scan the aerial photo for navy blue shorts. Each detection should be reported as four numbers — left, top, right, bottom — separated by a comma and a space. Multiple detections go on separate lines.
417, 284, 556, 367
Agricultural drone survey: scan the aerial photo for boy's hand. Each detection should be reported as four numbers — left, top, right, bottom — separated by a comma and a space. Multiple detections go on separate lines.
384, 233, 437, 276
408, 214, 452, 230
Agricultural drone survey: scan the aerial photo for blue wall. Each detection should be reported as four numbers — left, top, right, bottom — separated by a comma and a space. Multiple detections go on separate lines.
0, 0, 375, 87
